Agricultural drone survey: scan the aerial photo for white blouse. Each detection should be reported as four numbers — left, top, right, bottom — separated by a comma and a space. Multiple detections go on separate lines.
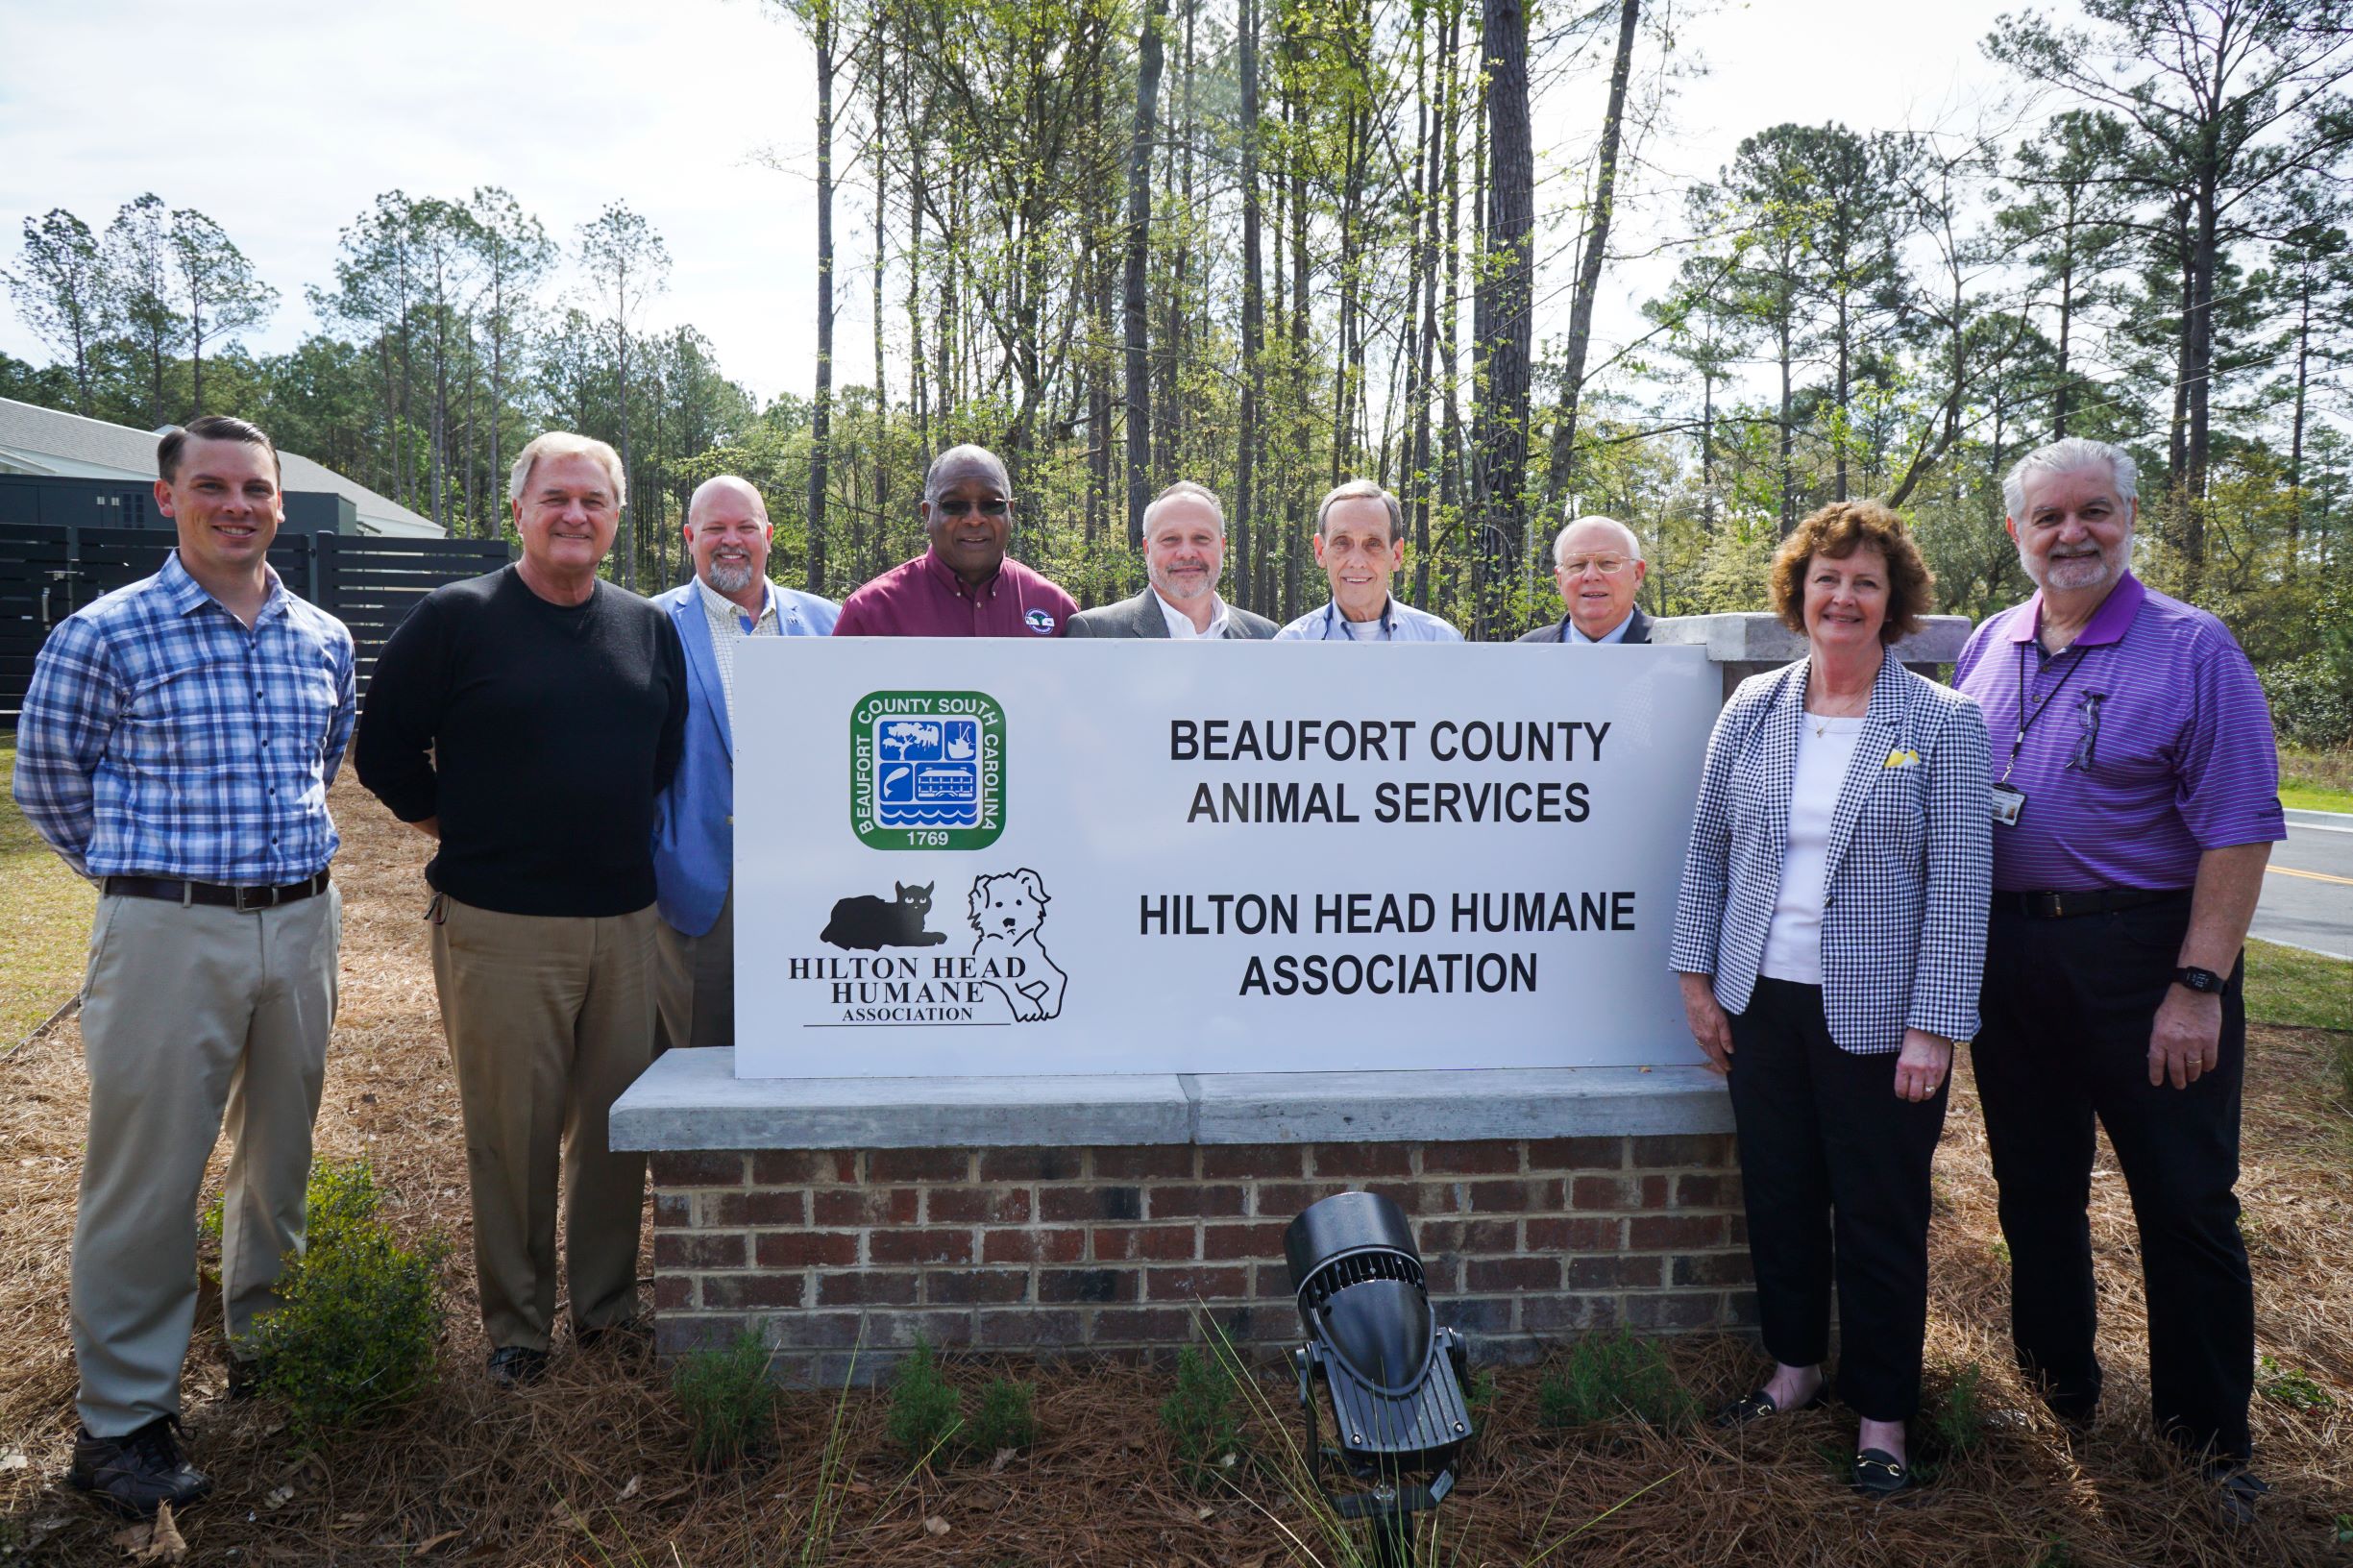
1760, 715, 1867, 986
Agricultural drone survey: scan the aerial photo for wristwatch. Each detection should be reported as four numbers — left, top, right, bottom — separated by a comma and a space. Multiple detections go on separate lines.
2171, 965, 2224, 994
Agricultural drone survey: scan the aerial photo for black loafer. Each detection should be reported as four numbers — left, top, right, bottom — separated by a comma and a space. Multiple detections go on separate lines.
1851, 1447, 1913, 1497
485, 1345, 551, 1387
1714, 1385, 1826, 1429
2207, 1464, 2269, 1528
67, 1419, 213, 1519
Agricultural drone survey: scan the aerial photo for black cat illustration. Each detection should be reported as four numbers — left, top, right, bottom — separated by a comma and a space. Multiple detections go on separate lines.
821, 881, 949, 950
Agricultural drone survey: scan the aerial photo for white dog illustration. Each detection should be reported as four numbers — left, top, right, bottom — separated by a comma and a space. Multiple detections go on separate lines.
968, 869, 1068, 1021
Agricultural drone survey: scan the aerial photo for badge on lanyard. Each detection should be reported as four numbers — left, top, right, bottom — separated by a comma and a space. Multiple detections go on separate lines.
1991, 782, 2025, 827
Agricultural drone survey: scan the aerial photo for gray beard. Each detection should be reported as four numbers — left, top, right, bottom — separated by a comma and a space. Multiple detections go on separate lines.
706, 558, 757, 594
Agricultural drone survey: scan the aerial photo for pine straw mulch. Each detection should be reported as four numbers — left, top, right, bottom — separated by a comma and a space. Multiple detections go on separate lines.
1, 781, 2348, 1566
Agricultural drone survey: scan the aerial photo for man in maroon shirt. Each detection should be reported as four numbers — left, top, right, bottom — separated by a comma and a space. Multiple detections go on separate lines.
832, 445, 1077, 637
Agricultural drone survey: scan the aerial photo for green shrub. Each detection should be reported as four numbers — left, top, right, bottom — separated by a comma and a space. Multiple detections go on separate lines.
249, 1213, 447, 1434
1159, 1347, 1243, 1490
1931, 1363, 1986, 1456
886, 1340, 964, 1468
967, 1377, 1038, 1456
1535, 1331, 1694, 1431
671, 1328, 777, 1467
2264, 650, 2353, 747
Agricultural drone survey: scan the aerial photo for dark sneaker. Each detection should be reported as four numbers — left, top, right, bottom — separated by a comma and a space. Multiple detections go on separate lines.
2207, 1464, 2269, 1528
486, 1346, 551, 1387
67, 1419, 212, 1519
226, 1356, 266, 1403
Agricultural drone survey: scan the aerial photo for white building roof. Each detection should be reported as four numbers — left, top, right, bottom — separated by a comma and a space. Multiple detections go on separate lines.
0, 396, 445, 537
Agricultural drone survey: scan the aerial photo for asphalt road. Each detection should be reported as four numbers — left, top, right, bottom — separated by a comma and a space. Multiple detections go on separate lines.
2250, 812, 2353, 961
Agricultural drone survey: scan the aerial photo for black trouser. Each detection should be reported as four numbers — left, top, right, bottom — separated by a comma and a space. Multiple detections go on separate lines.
1726, 978, 1949, 1423
1972, 894, 2252, 1462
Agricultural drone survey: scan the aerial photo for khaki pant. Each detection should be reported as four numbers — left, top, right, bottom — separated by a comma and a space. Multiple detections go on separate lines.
72, 887, 342, 1436
430, 894, 654, 1352
654, 888, 736, 1053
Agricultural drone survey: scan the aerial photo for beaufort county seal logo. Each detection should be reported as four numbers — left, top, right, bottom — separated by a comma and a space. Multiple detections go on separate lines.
850, 690, 1006, 850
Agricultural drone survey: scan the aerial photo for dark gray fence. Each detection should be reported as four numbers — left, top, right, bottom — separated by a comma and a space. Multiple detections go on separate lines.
0, 524, 512, 726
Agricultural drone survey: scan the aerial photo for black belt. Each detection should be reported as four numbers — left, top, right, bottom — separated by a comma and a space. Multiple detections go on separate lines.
102, 870, 331, 911
1995, 887, 2187, 920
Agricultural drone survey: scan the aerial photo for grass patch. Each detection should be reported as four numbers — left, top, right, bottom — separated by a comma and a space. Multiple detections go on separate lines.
1158, 1346, 1244, 1490
885, 1339, 964, 1470
1534, 1331, 1696, 1431
2243, 938, 2353, 1034
671, 1327, 777, 1467
2256, 1354, 2335, 1412
968, 1376, 1039, 1457
2280, 747, 2353, 812
1929, 1363, 1987, 1457
0, 740, 97, 1046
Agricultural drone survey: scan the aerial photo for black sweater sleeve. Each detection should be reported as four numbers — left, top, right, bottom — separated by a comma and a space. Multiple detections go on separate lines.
653, 614, 687, 796
354, 593, 448, 824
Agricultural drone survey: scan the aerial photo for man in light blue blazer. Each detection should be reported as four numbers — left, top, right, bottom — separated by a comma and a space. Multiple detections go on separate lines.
652, 476, 839, 1052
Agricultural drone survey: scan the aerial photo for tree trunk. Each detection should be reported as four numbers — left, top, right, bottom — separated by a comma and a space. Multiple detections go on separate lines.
1122, 0, 1168, 549
1235, 0, 1264, 614
1543, 0, 1638, 502
871, 77, 891, 584
807, 9, 836, 596
1470, 0, 1532, 640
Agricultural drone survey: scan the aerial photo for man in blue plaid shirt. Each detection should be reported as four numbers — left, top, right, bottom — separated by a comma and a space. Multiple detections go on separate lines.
12, 415, 355, 1519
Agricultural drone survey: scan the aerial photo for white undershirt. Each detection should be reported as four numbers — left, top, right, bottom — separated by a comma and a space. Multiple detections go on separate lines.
1155, 588, 1228, 640
1342, 614, 1385, 641
1760, 716, 1866, 986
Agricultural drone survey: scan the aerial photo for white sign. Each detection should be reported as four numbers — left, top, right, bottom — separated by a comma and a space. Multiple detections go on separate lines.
733, 640, 1720, 1078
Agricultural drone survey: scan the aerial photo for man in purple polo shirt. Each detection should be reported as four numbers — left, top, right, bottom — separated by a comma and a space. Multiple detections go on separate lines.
1955, 436, 2283, 1523
832, 445, 1077, 637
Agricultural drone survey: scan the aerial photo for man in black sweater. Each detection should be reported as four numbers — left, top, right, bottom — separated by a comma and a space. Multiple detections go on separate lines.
356, 431, 685, 1386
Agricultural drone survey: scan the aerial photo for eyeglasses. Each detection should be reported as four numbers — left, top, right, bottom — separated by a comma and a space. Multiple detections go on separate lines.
2067, 691, 2106, 771
936, 498, 1010, 518
1558, 555, 1631, 576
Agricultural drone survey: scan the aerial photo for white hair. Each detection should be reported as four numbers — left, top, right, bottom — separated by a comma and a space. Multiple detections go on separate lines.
1314, 478, 1403, 542
1142, 479, 1224, 535
509, 431, 626, 508
1553, 514, 1643, 567
2002, 438, 2137, 522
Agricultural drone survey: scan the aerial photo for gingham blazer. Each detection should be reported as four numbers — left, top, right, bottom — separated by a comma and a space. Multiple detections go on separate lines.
1669, 654, 1992, 1055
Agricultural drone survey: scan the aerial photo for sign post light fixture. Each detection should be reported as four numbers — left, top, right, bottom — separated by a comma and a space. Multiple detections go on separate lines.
1284, 1191, 1475, 1566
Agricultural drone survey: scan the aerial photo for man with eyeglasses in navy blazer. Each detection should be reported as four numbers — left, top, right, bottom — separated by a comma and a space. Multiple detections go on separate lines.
1518, 514, 1652, 645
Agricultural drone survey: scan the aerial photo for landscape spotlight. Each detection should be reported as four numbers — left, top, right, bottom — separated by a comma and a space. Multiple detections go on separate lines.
1284, 1190, 1474, 1563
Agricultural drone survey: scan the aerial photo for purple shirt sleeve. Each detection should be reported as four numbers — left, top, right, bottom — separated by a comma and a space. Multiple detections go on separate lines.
2175, 623, 2286, 850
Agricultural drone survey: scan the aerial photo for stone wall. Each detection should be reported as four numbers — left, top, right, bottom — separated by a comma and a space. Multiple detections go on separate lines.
648, 1133, 1750, 1382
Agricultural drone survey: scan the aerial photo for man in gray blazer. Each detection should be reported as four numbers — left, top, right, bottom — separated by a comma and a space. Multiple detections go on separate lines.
1067, 481, 1279, 640
1518, 514, 1652, 645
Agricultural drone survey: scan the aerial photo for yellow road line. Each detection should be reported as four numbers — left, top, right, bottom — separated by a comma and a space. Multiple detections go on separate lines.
2267, 865, 2353, 887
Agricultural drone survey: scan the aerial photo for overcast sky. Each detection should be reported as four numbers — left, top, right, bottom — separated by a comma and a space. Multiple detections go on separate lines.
0, 0, 2029, 407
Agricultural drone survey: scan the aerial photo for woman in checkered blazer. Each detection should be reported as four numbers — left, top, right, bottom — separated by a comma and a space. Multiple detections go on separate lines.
1669, 500, 1991, 1497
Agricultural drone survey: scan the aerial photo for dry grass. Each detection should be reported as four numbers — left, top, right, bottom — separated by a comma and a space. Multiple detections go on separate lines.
2281, 747, 2353, 813
1, 782, 2349, 1565
0, 741, 97, 1048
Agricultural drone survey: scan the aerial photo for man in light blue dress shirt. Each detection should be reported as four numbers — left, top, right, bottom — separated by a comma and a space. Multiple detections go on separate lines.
1273, 479, 1462, 642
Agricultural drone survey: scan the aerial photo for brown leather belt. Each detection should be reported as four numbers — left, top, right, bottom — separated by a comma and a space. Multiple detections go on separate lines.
1995, 887, 2186, 920
101, 870, 331, 912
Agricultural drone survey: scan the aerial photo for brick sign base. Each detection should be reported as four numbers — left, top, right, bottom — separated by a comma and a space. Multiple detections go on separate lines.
650, 1135, 1754, 1383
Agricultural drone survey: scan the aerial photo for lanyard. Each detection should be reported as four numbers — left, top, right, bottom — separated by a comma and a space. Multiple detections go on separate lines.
1322, 599, 1394, 640
2004, 639, 2089, 782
